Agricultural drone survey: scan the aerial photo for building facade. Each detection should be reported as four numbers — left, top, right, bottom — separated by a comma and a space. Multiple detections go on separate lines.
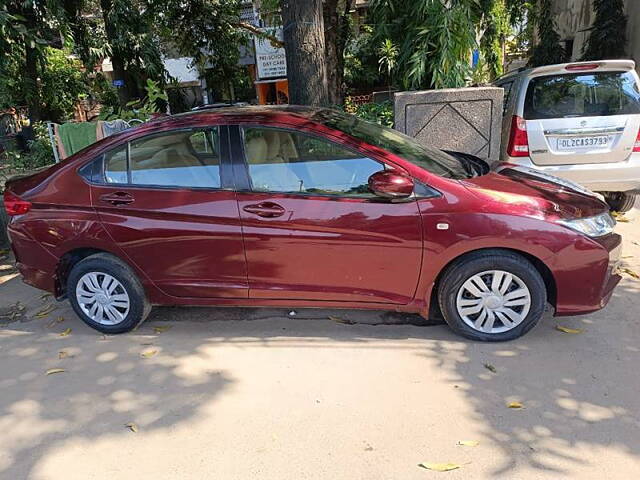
551, 0, 640, 70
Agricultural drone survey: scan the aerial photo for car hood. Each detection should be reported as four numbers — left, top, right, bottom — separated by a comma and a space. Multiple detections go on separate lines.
460, 167, 609, 220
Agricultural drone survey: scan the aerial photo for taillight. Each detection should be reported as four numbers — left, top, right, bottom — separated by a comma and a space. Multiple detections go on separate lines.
507, 115, 529, 157
634, 129, 640, 153
565, 63, 599, 71
3, 191, 32, 216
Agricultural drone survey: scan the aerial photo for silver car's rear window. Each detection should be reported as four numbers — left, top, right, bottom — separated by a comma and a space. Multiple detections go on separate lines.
523, 71, 640, 119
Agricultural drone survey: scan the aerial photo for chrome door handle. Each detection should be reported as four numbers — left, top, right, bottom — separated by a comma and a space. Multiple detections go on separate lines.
99, 192, 134, 206
243, 202, 285, 218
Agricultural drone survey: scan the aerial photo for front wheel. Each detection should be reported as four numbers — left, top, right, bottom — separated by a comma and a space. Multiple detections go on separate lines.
67, 253, 151, 334
602, 192, 637, 213
438, 251, 547, 342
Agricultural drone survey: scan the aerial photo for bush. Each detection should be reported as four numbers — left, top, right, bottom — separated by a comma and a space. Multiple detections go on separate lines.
344, 100, 394, 128
3, 122, 54, 172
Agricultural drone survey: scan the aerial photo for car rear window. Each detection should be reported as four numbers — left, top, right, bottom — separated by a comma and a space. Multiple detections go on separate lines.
523, 71, 640, 119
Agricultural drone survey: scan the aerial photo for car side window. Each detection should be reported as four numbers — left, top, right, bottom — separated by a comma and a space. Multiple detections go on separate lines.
241, 127, 383, 196
500, 81, 513, 115
104, 146, 128, 184
104, 128, 222, 188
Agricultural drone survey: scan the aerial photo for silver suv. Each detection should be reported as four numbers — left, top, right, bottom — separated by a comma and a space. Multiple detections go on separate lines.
494, 60, 640, 212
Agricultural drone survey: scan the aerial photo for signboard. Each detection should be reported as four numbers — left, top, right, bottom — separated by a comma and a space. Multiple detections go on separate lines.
112, 79, 125, 87
254, 28, 287, 80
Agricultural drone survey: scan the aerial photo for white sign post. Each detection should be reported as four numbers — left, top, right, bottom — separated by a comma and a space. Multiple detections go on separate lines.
254, 28, 287, 80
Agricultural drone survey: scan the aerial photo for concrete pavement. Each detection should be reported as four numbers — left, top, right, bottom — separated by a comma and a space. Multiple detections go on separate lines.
0, 208, 639, 479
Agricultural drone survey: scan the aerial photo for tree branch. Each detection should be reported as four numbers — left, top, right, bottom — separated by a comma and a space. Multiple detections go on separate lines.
233, 21, 284, 47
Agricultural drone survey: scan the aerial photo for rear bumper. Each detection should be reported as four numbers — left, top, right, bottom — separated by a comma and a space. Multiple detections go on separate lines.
500, 154, 640, 192
554, 233, 622, 316
7, 222, 58, 294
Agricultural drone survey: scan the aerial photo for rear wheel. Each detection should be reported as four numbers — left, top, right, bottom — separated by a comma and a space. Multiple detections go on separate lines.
603, 192, 637, 213
438, 250, 546, 342
68, 253, 151, 334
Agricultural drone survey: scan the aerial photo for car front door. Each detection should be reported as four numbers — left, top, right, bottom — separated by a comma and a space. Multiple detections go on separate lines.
231, 124, 423, 305
90, 126, 248, 299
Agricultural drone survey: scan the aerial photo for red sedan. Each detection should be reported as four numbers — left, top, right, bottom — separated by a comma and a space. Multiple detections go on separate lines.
4, 107, 622, 341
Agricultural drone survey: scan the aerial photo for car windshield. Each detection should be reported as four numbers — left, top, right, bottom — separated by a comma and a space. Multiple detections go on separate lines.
524, 71, 640, 119
309, 109, 471, 179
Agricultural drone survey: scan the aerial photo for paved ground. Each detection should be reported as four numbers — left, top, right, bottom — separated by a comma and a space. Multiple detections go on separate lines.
1, 207, 639, 479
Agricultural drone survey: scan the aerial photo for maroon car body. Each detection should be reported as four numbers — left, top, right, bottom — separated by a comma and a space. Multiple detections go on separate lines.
4, 106, 622, 338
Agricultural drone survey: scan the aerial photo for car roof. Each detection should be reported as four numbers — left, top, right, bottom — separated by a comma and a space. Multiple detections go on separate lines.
147, 105, 328, 127
494, 59, 637, 84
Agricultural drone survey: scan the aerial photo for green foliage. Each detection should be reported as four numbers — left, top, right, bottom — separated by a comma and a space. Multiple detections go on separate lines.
528, 0, 565, 67
369, 0, 478, 90
100, 79, 168, 121
39, 48, 88, 121
148, 0, 243, 86
582, 0, 627, 61
0, 46, 88, 122
479, 0, 511, 79
377, 39, 398, 88
344, 25, 381, 91
344, 100, 394, 128
3, 122, 54, 171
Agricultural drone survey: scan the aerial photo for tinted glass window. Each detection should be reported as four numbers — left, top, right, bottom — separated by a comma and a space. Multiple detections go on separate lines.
104, 146, 128, 184
103, 129, 221, 188
307, 109, 470, 179
242, 127, 383, 195
524, 71, 640, 119
500, 81, 513, 115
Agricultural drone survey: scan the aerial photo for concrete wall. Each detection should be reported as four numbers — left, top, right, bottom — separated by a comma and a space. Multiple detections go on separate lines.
394, 87, 504, 161
551, 0, 640, 71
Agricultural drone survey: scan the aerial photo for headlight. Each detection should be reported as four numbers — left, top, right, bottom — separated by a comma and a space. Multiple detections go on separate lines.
557, 213, 616, 237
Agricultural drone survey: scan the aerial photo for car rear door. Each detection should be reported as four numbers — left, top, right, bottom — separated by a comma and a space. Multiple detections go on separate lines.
229, 124, 423, 305
90, 126, 248, 299
522, 68, 640, 165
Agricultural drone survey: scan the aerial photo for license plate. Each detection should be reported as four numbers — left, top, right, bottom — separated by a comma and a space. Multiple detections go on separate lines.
556, 136, 610, 150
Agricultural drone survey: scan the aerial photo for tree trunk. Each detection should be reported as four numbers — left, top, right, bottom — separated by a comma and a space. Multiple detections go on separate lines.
24, 42, 42, 122
100, 0, 133, 106
323, 0, 353, 105
280, 0, 328, 106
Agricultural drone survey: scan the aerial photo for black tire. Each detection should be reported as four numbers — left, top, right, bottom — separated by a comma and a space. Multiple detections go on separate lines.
67, 253, 151, 334
437, 250, 546, 342
603, 192, 637, 213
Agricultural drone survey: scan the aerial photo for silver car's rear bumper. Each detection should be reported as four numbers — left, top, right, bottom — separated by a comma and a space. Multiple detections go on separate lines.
497, 153, 640, 193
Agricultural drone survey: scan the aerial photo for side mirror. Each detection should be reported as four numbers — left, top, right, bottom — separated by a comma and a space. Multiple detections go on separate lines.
368, 170, 414, 199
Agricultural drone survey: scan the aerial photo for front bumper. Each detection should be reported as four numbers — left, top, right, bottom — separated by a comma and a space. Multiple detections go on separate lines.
499, 154, 640, 193
554, 233, 622, 316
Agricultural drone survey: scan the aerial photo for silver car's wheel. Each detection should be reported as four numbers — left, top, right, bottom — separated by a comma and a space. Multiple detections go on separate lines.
456, 270, 531, 334
75, 272, 131, 325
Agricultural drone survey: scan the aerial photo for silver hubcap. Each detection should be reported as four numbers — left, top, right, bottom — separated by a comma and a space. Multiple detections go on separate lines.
75, 272, 130, 325
456, 270, 531, 334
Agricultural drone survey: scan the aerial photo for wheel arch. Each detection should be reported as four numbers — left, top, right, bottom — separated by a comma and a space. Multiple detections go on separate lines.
55, 247, 139, 298
428, 247, 557, 319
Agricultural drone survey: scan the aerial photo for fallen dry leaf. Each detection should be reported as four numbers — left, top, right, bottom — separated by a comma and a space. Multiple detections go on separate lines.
35, 304, 56, 318
40, 293, 53, 300
58, 350, 71, 359
140, 349, 158, 359
125, 422, 138, 433
152, 325, 172, 334
329, 315, 354, 325
47, 316, 65, 328
46, 368, 66, 375
483, 363, 497, 373
620, 267, 640, 280
507, 401, 524, 409
418, 463, 461, 472
59, 328, 72, 337
555, 325, 583, 334
457, 440, 479, 447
